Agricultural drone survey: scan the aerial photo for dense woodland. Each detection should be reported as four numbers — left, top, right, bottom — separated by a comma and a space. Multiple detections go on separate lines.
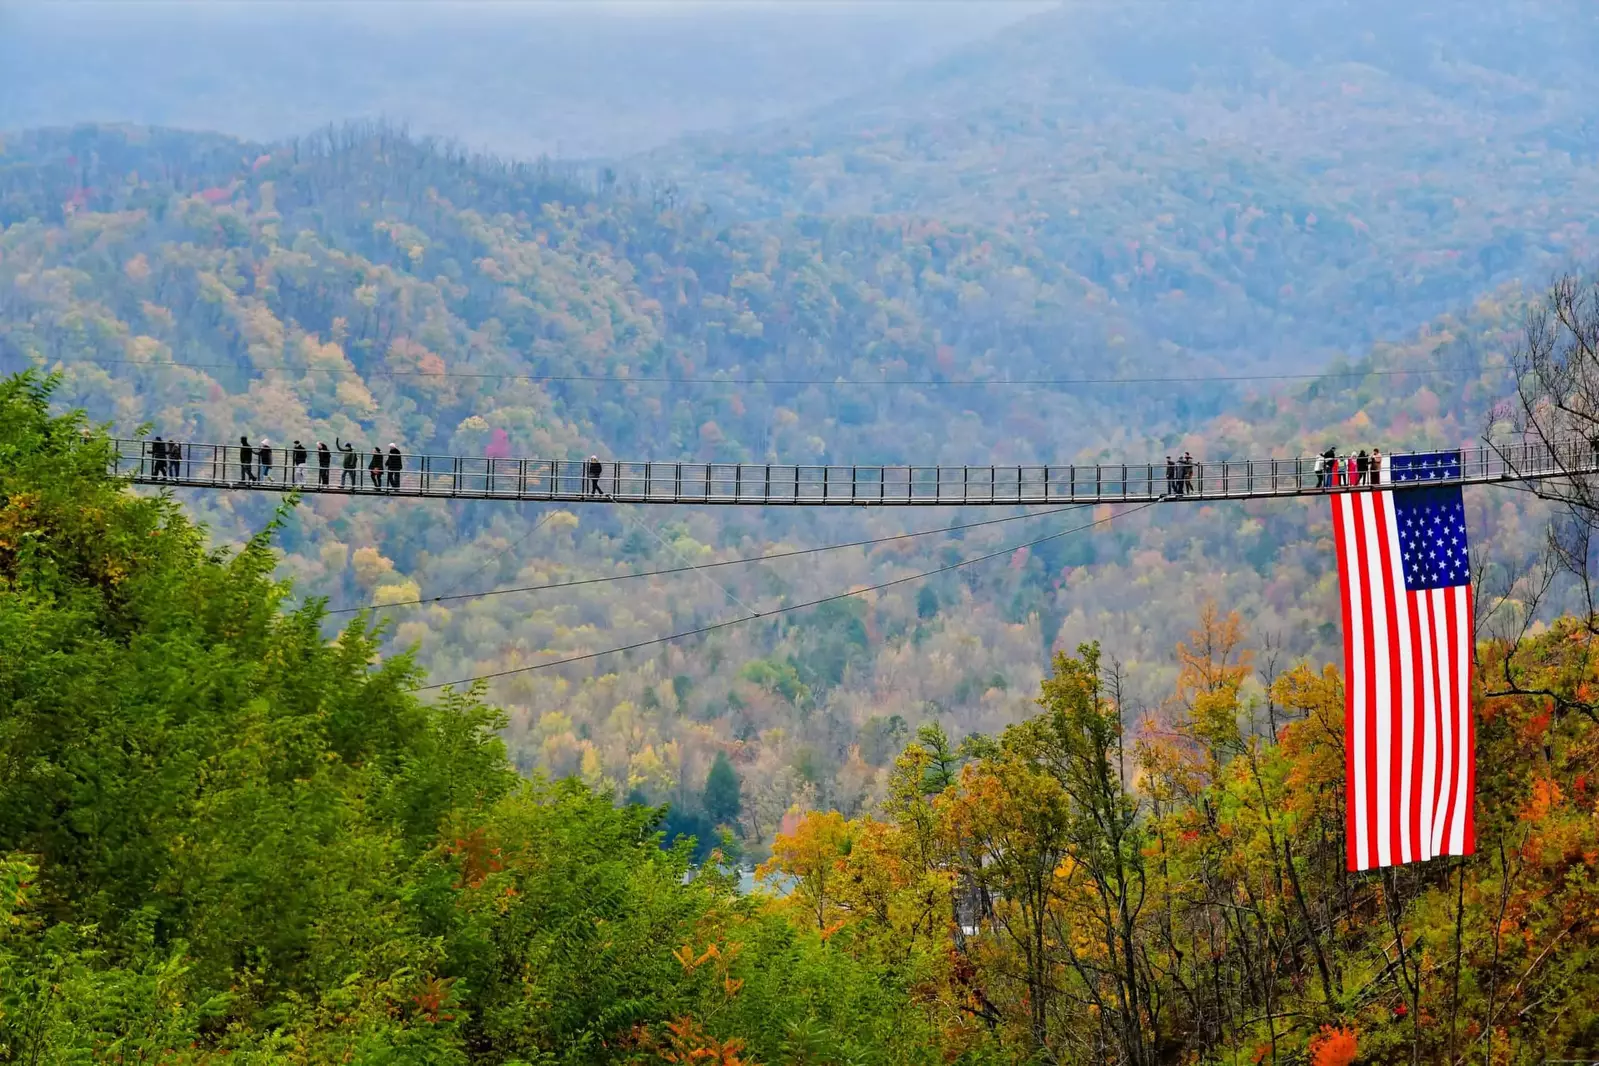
0, 123, 1561, 854
4, 372, 1598, 1063
6, 5, 1599, 1055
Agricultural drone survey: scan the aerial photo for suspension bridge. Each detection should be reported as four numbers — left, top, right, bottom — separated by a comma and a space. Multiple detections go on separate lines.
113, 438, 1597, 506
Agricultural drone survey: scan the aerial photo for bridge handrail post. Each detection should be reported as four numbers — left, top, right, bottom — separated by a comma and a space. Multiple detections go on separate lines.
704, 464, 712, 501
1044, 465, 1051, 500
765, 464, 772, 503
736, 463, 743, 502
1271, 459, 1277, 494
1070, 465, 1076, 499
852, 466, 857, 503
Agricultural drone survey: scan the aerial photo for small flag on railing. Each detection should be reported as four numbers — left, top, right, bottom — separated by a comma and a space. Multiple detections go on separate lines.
1331, 450, 1474, 871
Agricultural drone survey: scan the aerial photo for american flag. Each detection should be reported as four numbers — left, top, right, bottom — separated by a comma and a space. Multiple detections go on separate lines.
1330, 451, 1474, 871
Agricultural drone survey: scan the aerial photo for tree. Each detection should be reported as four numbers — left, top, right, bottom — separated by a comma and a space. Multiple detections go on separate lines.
703, 750, 743, 828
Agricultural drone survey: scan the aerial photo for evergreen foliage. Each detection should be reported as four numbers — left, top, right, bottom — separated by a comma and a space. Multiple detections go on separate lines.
703, 751, 743, 828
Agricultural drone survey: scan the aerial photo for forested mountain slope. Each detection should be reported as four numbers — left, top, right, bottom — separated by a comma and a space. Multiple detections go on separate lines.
7, 373, 1598, 1063
649, 0, 1599, 362
0, 124, 1554, 850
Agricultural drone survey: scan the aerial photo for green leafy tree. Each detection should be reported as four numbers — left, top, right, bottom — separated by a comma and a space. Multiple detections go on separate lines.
703, 751, 743, 828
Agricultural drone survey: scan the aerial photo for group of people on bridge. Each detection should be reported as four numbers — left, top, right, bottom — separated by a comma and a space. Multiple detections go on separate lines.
224, 438, 404, 491
148, 436, 612, 496
1313, 446, 1384, 489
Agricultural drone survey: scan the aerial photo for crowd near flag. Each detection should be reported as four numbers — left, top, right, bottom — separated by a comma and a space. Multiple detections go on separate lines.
1330, 451, 1474, 871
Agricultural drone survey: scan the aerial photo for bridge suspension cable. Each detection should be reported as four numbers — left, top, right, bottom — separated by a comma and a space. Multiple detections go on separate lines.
329, 503, 1087, 615
416, 501, 1158, 692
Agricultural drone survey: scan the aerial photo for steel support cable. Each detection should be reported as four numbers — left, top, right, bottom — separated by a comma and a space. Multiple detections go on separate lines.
24, 354, 1492, 388
328, 502, 1088, 615
416, 500, 1156, 692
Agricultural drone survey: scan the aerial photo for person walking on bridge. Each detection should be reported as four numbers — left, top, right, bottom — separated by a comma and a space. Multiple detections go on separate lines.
166, 439, 182, 480
1181, 451, 1196, 496
258, 439, 273, 483
316, 441, 331, 486
386, 444, 403, 492
291, 440, 308, 487
239, 435, 256, 483
1165, 455, 1177, 497
368, 447, 384, 491
587, 454, 604, 497
151, 436, 167, 479
1369, 447, 1382, 485
336, 438, 358, 488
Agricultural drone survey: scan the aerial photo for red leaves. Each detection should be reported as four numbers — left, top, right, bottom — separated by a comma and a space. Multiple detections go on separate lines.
1307, 1025, 1358, 1066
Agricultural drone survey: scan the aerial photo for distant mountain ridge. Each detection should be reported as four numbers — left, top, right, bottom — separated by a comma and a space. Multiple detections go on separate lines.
645, 0, 1599, 364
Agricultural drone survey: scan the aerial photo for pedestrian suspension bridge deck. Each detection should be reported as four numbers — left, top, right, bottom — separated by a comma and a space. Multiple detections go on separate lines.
113, 438, 1597, 506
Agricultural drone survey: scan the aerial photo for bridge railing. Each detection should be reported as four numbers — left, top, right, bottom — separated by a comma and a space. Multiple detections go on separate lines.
108, 437, 1599, 505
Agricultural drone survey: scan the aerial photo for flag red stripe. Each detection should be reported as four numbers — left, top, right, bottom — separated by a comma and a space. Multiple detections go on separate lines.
1462, 585, 1476, 854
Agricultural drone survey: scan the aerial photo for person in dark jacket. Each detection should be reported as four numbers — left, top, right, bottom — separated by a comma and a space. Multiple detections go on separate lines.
151, 436, 167, 479
1181, 451, 1196, 495
368, 447, 384, 490
258, 439, 273, 483
239, 436, 256, 483
337, 438, 359, 487
316, 441, 331, 486
587, 454, 603, 496
290, 440, 308, 486
1355, 449, 1369, 486
386, 444, 403, 492
1165, 455, 1177, 497
166, 438, 182, 480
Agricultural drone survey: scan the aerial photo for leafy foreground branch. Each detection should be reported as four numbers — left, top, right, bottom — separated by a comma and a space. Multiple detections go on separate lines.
4, 369, 1599, 1064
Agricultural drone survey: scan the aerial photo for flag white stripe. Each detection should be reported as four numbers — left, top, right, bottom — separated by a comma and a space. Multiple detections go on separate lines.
1415, 589, 1438, 863
1381, 491, 1417, 864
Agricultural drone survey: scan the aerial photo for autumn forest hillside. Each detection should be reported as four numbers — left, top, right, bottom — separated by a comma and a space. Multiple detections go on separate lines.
6, 0, 1599, 1059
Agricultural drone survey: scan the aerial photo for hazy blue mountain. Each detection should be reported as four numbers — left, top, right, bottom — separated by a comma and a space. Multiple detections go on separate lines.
0, 1, 1049, 158
645, 0, 1599, 365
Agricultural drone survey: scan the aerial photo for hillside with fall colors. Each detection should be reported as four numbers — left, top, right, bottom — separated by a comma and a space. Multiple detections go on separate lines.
5, 374, 1599, 1063
0, 119, 1565, 852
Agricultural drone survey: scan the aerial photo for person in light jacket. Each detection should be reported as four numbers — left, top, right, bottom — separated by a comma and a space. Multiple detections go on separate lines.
257, 439, 273, 483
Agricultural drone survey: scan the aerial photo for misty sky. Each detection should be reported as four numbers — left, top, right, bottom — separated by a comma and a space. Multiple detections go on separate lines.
0, 1, 1054, 158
